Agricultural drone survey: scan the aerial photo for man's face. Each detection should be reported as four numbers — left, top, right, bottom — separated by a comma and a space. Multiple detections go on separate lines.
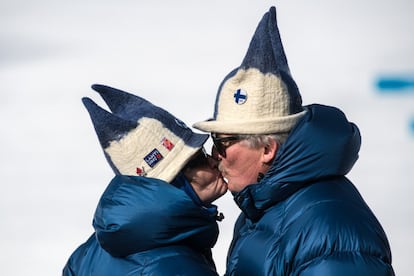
212, 134, 266, 193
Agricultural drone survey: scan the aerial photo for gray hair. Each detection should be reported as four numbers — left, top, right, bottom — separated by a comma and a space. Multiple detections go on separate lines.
239, 133, 289, 149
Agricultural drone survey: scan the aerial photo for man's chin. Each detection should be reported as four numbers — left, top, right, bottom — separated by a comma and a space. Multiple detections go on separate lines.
227, 183, 239, 194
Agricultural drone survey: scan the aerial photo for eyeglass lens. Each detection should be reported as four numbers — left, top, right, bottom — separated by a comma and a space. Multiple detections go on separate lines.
212, 135, 241, 158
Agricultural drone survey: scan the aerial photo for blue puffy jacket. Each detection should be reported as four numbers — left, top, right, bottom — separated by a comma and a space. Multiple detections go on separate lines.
63, 175, 220, 275
225, 104, 394, 276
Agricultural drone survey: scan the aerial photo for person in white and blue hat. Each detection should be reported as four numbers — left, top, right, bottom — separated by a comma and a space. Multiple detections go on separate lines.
63, 84, 227, 276
194, 6, 394, 275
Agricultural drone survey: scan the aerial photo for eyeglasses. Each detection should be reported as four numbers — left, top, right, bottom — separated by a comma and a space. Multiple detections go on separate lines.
211, 134, 244, 158
185, 148, 210, 169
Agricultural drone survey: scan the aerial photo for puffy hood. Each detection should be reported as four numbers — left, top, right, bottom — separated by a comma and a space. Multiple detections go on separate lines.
93, 175, 219, 257
235, 104, 361, 220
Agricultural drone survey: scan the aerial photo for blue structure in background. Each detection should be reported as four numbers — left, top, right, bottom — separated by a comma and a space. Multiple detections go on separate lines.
376, 77, 414, 92
376, 76, 414, 134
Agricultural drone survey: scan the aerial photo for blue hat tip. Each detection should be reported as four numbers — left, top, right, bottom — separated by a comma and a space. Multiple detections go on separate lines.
239, 5, 290, 77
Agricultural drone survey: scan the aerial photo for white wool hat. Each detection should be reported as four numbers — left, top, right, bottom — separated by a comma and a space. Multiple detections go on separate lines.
193, 7, 306, 134
83, 84, 208, 183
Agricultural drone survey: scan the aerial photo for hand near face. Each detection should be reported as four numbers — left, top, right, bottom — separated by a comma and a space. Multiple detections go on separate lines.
183, 151, 227, 205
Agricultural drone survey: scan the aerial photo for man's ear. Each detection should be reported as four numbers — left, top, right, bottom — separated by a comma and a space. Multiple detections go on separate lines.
262, 139, 278, 164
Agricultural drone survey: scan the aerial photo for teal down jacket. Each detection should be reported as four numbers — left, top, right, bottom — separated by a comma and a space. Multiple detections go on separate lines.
63, 175, 219, 276
225, 104, 394, 276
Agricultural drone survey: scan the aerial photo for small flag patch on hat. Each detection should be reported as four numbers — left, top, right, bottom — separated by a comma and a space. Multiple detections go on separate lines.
136, 166, 146, 176
144, 148, 163, 168
162, 137, 174, 151
234, 89, 247, 104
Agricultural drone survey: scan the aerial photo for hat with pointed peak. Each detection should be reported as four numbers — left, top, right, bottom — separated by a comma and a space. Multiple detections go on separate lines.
193, 6, 306, 134
83, 84, 209, 182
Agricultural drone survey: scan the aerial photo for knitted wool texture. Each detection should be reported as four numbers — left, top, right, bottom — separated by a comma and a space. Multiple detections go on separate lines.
193, 6, 306, 134
83, 84, 208, 182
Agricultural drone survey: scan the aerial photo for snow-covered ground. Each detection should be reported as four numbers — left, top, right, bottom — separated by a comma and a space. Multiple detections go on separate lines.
1, 1, 413, 275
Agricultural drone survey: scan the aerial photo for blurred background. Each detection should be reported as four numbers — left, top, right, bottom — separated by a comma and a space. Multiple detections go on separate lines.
1, 0, 413, 275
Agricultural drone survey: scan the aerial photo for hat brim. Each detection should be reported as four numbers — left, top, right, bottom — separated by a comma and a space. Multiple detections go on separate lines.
193, 110, 306, 134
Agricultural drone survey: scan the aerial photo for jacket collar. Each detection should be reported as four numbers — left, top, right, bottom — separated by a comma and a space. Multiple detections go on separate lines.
233, 104, 361, 221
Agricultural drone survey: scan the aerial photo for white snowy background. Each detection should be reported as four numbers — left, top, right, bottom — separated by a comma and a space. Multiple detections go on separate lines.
1, 0, 413, 275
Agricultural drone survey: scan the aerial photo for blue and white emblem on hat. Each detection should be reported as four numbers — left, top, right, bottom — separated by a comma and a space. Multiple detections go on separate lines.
193, 6, 307, 134
234, 89, 247, 105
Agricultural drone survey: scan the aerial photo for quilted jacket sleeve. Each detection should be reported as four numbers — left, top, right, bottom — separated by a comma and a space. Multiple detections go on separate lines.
297, 253, 395, 276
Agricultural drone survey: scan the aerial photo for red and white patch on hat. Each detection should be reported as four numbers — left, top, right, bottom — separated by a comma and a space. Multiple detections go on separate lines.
161, 137, 174, 151
136, 166, 146, 176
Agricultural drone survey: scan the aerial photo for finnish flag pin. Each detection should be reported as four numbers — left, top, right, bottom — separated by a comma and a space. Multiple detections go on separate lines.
234, 89, 247, 105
